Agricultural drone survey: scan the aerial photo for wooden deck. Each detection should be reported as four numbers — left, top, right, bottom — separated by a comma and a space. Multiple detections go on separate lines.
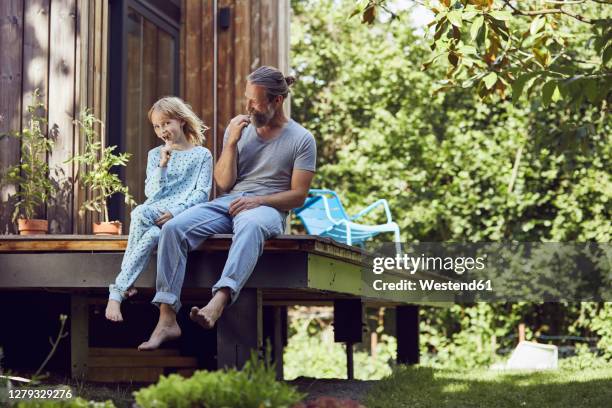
0, 235, 425, 381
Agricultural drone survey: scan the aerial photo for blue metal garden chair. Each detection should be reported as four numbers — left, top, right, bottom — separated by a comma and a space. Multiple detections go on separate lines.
294, 189, 401, 248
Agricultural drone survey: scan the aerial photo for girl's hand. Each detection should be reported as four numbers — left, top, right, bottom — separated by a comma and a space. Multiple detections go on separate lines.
155, 211, 173, 226
160, 141, 172, 167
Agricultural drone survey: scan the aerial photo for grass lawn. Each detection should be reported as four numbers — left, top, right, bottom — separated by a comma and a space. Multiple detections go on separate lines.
364, 366, 612, 408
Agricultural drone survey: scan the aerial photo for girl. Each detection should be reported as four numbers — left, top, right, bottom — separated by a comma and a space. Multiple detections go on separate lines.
105, 96, 212, 322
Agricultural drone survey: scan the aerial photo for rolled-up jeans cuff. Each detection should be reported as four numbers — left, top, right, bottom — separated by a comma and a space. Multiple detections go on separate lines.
212, 278, 239, 307
152, 291, 181, 313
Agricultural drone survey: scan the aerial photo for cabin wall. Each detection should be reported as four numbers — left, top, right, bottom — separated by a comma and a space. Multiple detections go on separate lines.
0, 0, 290, 234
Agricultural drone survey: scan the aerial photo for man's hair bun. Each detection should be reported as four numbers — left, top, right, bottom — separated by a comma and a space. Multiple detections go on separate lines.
284, 76, 296, 87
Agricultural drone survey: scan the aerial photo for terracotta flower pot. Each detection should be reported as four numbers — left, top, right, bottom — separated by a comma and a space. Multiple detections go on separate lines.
93, 221, 122, 235
17, 219, 48, 235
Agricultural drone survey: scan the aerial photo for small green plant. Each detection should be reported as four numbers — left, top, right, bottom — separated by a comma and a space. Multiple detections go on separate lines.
66, 110, 135, 222
14, 397, 115, 408
0, 89, 55, 223
32, 315, 68, 381
1, 347, 9, 404
134, 349, 305, 408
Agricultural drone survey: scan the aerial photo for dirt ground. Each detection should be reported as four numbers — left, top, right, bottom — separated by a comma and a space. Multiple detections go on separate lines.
4, 375, 375, 407
289, 377, 376, 403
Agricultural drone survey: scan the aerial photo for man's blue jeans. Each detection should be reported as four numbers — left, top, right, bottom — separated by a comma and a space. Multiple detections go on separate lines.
151, 192, 285, 312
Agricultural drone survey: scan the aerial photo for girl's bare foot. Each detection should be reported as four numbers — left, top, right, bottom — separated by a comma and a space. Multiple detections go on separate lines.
105, 300, 123, 322
138, 321, 181, 351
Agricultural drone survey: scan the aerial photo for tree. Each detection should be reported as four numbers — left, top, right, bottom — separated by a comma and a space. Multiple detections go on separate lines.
352, 0, 611, 110
291, 0, 610, 242
290, 0, 611, 367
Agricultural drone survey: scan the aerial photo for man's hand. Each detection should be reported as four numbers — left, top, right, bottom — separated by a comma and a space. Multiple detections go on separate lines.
229, 196, 262, 216
159, 141, 172, 167
155, 211, 173, 226
226, 114, 250, 146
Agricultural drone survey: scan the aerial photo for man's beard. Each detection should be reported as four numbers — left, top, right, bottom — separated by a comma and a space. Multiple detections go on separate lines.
249, 105, 275, 127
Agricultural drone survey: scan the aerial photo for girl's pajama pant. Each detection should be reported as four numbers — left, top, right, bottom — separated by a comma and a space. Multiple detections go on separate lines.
109, 204, 163, 303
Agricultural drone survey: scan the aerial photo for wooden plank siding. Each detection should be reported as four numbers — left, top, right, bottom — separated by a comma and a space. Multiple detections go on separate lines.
210, 0, 291, 173
1, 0, 291, 232
0, 0, 108, 234
200, 0, 215, 156
22, 0, 50, 222
47, 0, 77, 234
178, 0, 291, 191
0, 0, 24, 234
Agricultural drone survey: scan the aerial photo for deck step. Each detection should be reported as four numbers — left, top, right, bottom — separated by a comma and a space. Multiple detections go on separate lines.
86, 347, 198, 382
89, 347, 180, 357
86, 367, 163, 383
89, 356, 198, 368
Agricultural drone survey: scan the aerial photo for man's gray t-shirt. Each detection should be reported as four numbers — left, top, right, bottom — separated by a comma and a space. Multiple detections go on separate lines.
222, 119, 316, 196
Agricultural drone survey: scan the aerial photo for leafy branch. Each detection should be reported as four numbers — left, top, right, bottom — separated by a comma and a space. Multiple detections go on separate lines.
351, 0, 611, 111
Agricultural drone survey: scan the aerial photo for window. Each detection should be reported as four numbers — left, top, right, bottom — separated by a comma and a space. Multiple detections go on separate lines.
108, 0, 180, 224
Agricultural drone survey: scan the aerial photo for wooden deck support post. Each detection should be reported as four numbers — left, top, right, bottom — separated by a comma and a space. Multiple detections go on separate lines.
346, 342, 354, 380
396, 305, 419, 365
70, 295, 89, 379
216, 288, 262, 369
333, 299, 364, 380
263, 305, 288, 379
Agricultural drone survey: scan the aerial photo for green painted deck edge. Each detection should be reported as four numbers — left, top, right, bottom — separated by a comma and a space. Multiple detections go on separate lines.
307, 254, 453, 306
307, 254, 363, 295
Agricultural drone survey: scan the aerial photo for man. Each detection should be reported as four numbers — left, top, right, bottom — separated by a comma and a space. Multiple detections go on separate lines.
139, 66, 316, 350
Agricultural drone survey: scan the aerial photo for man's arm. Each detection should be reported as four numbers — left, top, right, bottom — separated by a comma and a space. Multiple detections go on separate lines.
228, 169, 315, 216
214, 115, 250, 193
214, 143, 238, 193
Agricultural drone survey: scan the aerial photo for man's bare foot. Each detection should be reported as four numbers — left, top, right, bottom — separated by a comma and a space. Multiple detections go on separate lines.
190, 288, 231, 329
189, 306, 220, 329
138, 321, 181, 351
105, 299, 123, 322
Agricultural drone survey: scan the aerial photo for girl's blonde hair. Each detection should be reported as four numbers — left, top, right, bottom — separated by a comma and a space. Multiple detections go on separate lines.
147, 96, 208, 145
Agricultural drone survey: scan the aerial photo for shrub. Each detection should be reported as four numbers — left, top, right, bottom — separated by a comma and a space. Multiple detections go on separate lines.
284, 311, 395, 380
134, 352, 305, 408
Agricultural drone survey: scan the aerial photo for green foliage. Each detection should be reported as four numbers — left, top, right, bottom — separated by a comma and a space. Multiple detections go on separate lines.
420, 303, 504, 369
572, 302, 612, 360
292, 0, 610, 243
133, 351, 304, 408
419, 302, 612, 370
291, 0, 611, 371
0, 89, 56, 222
559, 343, 611, 370
353, 0, 611, 111
284, 310, 395, 380
591, 303, 612, 359
66, 111, 136, 223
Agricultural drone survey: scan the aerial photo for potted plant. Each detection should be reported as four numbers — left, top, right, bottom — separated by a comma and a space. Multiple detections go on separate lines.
0, 89, 55, 235
67, 110, 136, 235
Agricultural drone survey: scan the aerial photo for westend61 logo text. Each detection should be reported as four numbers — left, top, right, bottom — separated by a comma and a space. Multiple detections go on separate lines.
372, 253, 486, 275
